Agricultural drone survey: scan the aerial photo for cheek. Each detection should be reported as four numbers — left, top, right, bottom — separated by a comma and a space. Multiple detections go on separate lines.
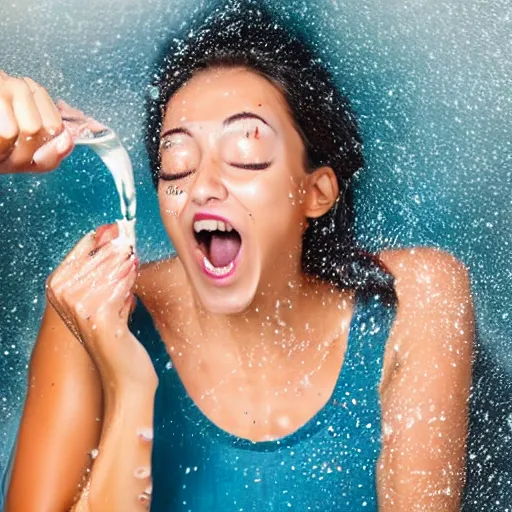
229, 173, 297, 212
158, 192, 175, 234
229, 171, 306, 241
158, 184, 189, 217
158, 188, 190, 242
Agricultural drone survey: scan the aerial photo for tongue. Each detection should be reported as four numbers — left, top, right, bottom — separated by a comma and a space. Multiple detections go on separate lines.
209, 233, 241, 268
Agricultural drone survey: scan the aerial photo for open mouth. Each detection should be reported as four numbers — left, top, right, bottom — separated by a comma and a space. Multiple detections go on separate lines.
193, 218, 242, 278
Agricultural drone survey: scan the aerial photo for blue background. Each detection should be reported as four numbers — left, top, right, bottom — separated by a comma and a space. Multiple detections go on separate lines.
0, 0, 510, 509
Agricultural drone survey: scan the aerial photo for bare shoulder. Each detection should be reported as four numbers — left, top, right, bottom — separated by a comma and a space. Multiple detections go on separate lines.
378, 246, 474, 354
379, 246, 472, 313
379, 246, 471, 294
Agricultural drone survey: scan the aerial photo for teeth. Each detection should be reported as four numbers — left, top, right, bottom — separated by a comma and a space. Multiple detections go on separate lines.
203, 257, 234, 276
194, 219, 233, 233
193, 219, 234, 233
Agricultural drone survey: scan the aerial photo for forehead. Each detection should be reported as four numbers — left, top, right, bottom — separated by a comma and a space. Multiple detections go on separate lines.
164, 67, 290, 126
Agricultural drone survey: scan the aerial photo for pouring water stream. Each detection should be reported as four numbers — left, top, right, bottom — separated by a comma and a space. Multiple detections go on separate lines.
59, 101, 137, 247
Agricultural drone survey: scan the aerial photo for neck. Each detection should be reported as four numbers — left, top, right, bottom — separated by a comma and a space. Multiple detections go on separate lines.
192, 273, 350, 367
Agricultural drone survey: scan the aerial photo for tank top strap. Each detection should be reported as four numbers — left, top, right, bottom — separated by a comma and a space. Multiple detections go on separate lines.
129, 296, 170, 377
332, 292, 397, 398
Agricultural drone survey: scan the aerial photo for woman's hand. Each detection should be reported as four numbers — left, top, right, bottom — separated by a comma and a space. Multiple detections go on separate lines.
46, 224, 157, 389
0, 71, 74, 174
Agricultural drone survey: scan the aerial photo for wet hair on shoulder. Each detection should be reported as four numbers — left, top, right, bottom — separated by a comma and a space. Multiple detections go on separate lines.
145, 0, 397, 307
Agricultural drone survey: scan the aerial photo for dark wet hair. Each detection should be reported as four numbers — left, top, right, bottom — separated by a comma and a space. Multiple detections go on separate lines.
145, 0, 397, 307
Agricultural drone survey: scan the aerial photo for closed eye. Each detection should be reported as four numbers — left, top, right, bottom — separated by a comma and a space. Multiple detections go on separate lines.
228, 161, 273, 171
158, 170, 195, 181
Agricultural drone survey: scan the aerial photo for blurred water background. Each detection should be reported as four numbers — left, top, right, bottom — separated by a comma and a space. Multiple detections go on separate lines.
0, 0, 510, 509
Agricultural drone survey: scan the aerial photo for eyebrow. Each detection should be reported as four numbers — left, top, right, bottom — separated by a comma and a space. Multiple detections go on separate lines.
160, 111, 276, 141
160, 127, 193, 139
223, 112, 276, 132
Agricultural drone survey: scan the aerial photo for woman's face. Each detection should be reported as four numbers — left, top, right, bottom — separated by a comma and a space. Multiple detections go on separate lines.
158, 67, 311, 314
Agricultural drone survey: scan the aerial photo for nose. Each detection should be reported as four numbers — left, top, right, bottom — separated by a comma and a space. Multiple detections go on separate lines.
189, 161, 228, 207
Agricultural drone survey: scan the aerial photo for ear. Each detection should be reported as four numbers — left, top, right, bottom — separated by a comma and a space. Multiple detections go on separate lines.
303, 166, 339, 218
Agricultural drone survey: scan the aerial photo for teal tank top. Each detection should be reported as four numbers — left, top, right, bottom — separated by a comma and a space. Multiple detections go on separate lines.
129, 291, 396, 512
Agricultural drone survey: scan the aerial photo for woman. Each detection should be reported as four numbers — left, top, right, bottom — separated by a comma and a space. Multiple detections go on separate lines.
2, 1, 474, 510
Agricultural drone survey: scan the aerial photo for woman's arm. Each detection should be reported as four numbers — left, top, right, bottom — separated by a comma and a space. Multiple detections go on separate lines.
44, 225, 157, 512
5, 303, 103, 511
6, 302, 157, 512
377, 248, 474, 511
7, 225, 158, 511
72, 374, 156, 512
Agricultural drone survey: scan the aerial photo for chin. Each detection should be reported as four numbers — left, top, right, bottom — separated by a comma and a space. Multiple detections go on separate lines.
198, 291, 256, 316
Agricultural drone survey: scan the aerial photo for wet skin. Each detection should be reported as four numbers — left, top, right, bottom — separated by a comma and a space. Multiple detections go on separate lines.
144, 66, 352, 440
5, 67, 474, 512
136, 67, 473, 509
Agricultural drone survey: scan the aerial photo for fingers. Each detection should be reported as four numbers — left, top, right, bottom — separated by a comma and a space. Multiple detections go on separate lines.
48, 226, 111, 294
108, 257, 138, 317
12, 78, 43, 136
31, 130, 73, 170
24, 78, 62, 136
57, 99, 85, 120
67, 242, 132, 291
48, 240, 137, 334
56, 237, 130, 293
51, 224, 124, 284
57, 224, 132, 286
105, 250, 135, 282
57, 230, 97, 269
0, 73, 74, 174
71, 252, 137, 328
5, 77, 44, 169
0, 96, 19, 157
46, 222, 137, 334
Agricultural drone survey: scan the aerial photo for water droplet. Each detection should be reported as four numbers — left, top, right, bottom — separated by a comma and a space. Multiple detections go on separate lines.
148, 85, 160, 100
137, 427, 154, 442
134, 466, 151, 479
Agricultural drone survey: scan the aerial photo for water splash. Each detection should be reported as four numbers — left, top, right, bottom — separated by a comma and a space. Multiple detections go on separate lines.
58, 100, 137, 246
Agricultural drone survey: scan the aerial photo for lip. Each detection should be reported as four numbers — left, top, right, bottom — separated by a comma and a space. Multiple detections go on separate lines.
190, 211, 244, 285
